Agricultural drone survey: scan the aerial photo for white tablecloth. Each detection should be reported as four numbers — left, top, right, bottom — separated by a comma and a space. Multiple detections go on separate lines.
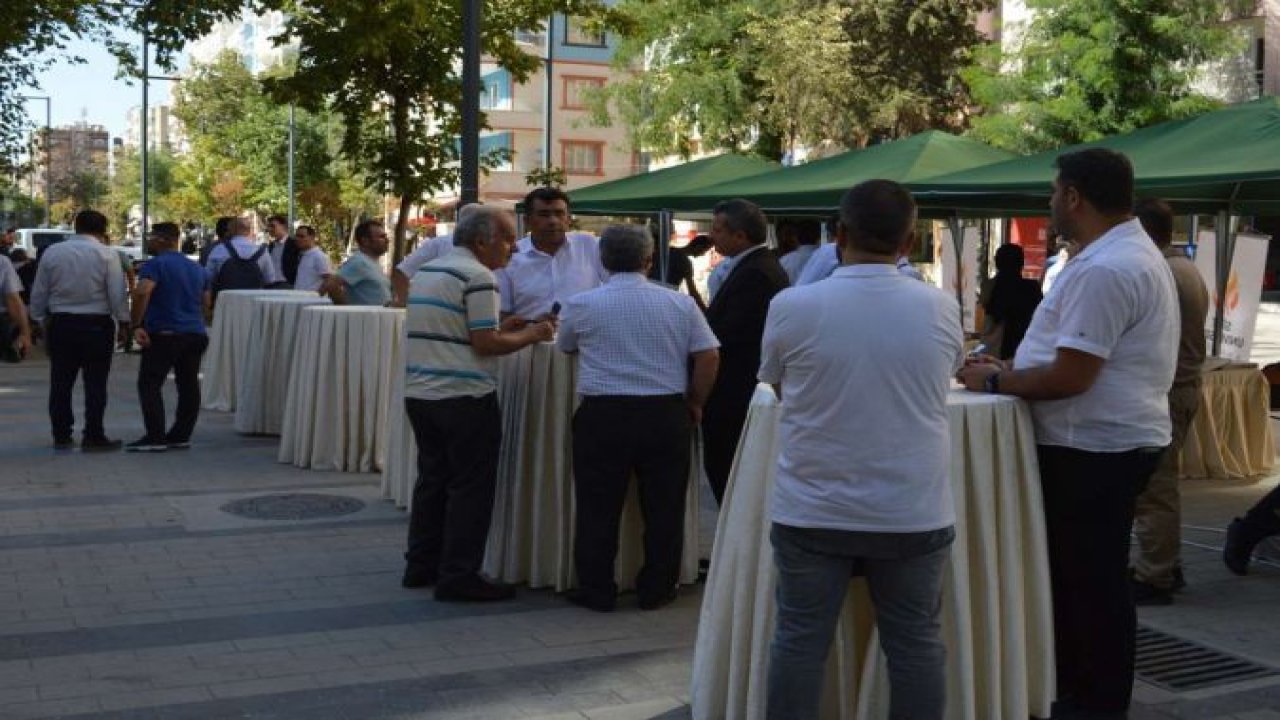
382, 342, 701, 592
1180, 366, 1275, 480
202, 289, 316, 412
233, 295, 331, 435
278, 306, 404, 473
691, 386, 1055, 720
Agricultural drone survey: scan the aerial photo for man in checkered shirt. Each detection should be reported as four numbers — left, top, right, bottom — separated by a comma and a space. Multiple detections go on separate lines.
555, 224, 720, 612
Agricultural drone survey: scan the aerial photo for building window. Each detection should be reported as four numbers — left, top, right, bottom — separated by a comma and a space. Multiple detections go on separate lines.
480, 69, 513, 111
564, 17, 606, 47
561, 76, 605, 110
562, 141, 604, 176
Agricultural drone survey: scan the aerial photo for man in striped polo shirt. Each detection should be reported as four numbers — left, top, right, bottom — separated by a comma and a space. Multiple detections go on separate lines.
401, 206, 554, 602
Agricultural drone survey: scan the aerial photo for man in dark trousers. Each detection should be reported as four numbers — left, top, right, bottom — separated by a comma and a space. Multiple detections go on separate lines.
127, 222, 211, 452
29, 210, 130, 450
702, 199, 790, 504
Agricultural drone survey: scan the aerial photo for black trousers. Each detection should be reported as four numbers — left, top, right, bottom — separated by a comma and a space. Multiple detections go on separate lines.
404, 394, 501, 588
137, 332, 209, 442
46, 314, 116, 441
572, 395, 691, 602
701, 374, 754, 506
1038, 444, 1163, 714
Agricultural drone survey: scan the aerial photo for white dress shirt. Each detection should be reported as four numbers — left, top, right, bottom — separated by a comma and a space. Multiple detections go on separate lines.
268, 238, 287, 278
795, 243, 839, 286
760, 264, 964, 533
779, 244, 817, 284
396, 235, 455, 278
496, 232, 606, 318
29, 236, 129, 322
896, 255, 924, 281
0, 255, 21, 296
556, 273, 719, 396
1014, 218, 1178, 452
293, 247, 333, 292
205, 236, 282, 285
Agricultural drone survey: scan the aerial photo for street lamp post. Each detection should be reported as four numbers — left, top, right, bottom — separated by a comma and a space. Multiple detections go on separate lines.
460, 0, 481, 205
288, 104, 296, 230
18, 95, 51, 227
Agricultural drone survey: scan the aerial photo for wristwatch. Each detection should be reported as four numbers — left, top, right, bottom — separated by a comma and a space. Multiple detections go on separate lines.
984, 371, 1001, 394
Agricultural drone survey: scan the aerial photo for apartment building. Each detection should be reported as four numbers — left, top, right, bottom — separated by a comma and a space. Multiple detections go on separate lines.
34, 121, 110, 199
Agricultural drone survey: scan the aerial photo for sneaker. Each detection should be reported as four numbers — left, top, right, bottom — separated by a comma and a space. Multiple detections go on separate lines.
81, 437, 123, 452
1131, 577, 1173, 606
125, 438, 169, 453
401, 565, 438, 589
165, 439, 192, 449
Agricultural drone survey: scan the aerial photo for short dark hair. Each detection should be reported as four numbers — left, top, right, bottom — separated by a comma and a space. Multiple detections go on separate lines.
4, 227, 15, 234
354, 219, 384, 245
150, 222, 181, 243
796, 219, 821, 245
214, 216, 234, 240
713, 199, 767, 246
838, 180, 916, 256
1134, 197, 1174, 247
9, 248, 28, 262
295, 224, 316, 238
994, 243, 1025, 275
1054, 148, 1134, 216
74, 210, 109, 236
523, 187, 571, 215
267, 214, 288, 227
686, 234, 713, 253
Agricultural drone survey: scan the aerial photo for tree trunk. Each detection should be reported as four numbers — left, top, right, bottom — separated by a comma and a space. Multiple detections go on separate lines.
390, 91, 413, 266
393, 194, 412, 265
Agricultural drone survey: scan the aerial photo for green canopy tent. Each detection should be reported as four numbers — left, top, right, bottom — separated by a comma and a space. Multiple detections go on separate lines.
566, 153, 779, 216
911, 96, 1280, 353
662, 130, 1016, 215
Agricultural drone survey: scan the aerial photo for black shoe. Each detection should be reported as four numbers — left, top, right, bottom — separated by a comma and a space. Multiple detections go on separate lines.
638, 587, 678, 611
434, 576, 515, 602
165, 438, 191, 449
1224, 517, 1256, 576
565, 588, 616, 612
52, 436, 74, 450
1170, 566, 1186, 592
125, 437, 168, 453
1131, 577, 1173, 606
81, 437, 122, 452
401, 565, 438, 589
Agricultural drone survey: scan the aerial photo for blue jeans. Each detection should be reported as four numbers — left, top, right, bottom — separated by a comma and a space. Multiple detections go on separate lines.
767, 523, 954, 720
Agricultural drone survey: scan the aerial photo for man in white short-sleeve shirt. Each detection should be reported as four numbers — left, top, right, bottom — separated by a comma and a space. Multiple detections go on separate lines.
495, 188, 605, 321
0, 254, 31, 358
291, 225, 332, 293
762, 181, 963, 720
959, 149, 1177, 718
390, 204, 482, 307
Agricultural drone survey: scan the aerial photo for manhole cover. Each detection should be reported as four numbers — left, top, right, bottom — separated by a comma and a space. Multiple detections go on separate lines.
1136, 625, 1280, 692
220, 493, 365, 521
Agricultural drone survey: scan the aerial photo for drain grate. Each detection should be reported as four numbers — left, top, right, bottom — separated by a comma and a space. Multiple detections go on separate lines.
1136, 625, 1280, 692
220, 493, 365, 521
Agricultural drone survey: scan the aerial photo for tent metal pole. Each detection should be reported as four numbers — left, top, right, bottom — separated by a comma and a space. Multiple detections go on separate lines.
1211, 210, 1238, 357
658, 210, 671, 282
947, 214, 965, 330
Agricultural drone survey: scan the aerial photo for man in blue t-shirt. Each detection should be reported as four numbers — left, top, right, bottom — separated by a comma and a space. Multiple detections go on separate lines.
127, 223, 212, 452
321, 220, 392, 306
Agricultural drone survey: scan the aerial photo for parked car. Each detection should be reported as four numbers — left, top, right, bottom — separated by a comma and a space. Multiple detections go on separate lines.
14, 228, 74, 257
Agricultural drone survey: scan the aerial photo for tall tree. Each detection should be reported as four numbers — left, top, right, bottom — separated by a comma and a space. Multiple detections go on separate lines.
591, 0, 992, 159
265, 0, 623, 262
965, 0, 1248, 153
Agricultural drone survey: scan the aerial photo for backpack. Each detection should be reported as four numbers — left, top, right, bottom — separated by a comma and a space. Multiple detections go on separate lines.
213, 243, 267, 293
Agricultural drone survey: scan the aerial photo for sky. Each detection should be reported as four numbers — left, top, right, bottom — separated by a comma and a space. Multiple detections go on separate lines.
25, 37, 178, 142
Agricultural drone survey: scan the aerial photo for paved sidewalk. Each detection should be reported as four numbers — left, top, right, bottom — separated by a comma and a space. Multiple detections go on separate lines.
2, 348, 1280, 718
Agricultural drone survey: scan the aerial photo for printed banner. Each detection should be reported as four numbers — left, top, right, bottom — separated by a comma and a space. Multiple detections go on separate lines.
1193, 230, 1270, 362
935, 224, 980, 333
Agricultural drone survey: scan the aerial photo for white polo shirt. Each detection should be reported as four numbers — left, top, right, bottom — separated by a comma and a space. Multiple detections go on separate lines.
760, 264, 964, 533
495, 233, 605, 318
1013, 218, 1177, 452
396, 235, 455, 278
293, 247, 333, 292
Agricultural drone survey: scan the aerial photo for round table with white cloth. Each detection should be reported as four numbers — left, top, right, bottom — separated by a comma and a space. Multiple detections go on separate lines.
233, 294, 332, 435
381, 342, 701, 592
201, 289, 316, 412
278, 305, 404, 473
691, 385, 1055, 720
1179, 365, 1275, 480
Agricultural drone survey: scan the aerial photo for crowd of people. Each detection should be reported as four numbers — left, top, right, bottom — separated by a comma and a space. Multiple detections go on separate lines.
2, 147, 1278, 720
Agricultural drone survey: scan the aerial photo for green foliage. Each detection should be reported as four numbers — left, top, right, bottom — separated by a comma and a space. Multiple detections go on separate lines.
525, 165, 568, 188
591, 0, 991, 159
102, 145, 179, 238
965, 0, 1245, 152
265, 0, 623, 260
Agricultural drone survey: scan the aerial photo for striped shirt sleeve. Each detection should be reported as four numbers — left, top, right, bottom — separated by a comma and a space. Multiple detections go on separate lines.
465, 273, 499, 331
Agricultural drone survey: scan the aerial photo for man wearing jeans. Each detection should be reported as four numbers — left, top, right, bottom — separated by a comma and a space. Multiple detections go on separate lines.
762, 180, 963, 719
959, 149, 1177, 719
127, 223, 211, 452
399, 206, 553, 602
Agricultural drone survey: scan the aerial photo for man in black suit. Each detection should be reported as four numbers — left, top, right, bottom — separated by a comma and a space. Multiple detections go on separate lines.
703, 199, 790, 504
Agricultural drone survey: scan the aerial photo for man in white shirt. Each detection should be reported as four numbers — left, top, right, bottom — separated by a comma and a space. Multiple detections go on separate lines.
556, 225, 720, 613
959, 149, 1177, 719
264, 214, 299, 286
206, 216, 281, 290
776, 219, 820, 284
0, 254, 31, 359
291, 225, 333, 293
30, 210, 131, 450
390, 204, 480, 307
496, 187, 605, 321
762, 181, 962, 719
